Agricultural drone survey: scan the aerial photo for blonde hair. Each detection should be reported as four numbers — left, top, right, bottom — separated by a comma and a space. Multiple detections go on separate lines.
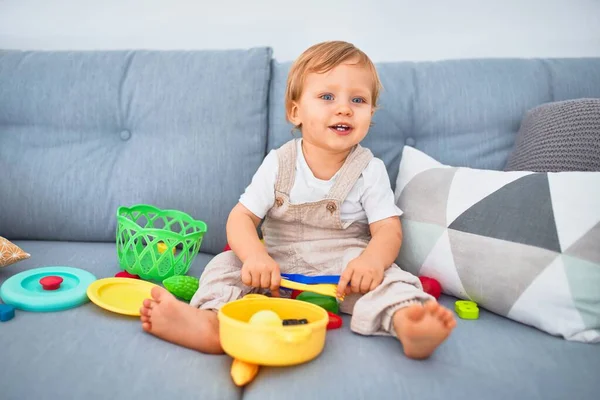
285, 41, 382, 127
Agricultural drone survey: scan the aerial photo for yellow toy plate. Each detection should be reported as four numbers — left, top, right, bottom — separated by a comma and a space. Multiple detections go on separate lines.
86, 277, 158, 316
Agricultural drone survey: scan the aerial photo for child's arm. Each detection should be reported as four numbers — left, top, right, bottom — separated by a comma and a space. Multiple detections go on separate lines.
226, 203, 267, 263
336, 158, 404, 297
337, 216, 402, 297
362, 216, 403, 270
226, 203, 281, 296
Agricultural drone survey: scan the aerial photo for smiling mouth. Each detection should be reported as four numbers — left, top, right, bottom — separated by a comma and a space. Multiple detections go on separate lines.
329, 124, 353, 133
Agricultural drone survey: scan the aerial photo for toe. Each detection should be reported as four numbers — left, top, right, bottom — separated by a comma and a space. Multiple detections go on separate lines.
143, 298, 154, 309
403, 304, 426, 321
447, 318, 457, 329
142, 322, 152, 332
445, 309, 455, 322
424, 300, 439, 314
439, 308, 451, 320
141, 304, 152, 316
151, 285, 172, 301
140, 314, 150, 323
140, 306, 151, 318
433, 306, 445, 318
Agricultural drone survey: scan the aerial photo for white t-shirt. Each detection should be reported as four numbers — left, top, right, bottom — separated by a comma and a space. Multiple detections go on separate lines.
239, 139, 403, 224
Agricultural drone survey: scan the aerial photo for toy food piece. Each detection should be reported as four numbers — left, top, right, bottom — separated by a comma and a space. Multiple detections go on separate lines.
249, 310, 282, 327
231, 359, 259, 387
419, 276, 442, 299
157, 242, 175, 254
0, 304, 15, 322
243, 293, 268, 300
115, 271, 140, 279
280, 278, 341, 300
281, 273, 341, 285
296, 291, 339, 314
39, 276, 63, 291
455, 300, 479, 319
163, 275, 199, 302
282, 318, 308, 326
326, 312, 342, 330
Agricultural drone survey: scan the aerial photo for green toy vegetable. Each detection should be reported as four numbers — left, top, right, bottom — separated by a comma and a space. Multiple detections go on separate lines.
296, 291, 339, 314
163, 275, 199, 302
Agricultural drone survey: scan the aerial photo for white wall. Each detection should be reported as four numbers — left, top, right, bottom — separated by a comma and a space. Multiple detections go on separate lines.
1, 0, 599, 62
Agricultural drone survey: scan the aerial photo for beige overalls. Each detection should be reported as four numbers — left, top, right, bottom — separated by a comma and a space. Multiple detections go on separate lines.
190, 139, 433, 336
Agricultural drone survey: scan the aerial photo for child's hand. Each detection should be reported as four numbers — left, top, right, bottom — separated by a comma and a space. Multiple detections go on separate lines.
337, 255, 385, 297
241, 252, 281, 297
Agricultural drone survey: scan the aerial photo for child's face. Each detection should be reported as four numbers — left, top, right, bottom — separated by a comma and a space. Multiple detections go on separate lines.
290, 59, 374, 153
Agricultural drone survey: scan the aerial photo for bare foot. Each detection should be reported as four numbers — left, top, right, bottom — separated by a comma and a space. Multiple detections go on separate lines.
140, 286, 223, 354
393, 301, 456, 359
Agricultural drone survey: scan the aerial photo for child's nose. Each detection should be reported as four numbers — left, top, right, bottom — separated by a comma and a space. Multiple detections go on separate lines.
335, 102, 353, 116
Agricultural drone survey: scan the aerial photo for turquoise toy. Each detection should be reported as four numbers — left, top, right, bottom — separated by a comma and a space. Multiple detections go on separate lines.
0, 304, 15, 322
0, 266, 97, 312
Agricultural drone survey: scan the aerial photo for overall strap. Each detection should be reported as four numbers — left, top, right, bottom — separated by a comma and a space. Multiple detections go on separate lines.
327, 144, 374, 201
274, 139, 298, 195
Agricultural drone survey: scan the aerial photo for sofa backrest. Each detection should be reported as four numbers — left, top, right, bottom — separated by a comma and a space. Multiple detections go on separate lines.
2, 49, 600, 253
268, 58, 600, 188
0, 48, 272, 255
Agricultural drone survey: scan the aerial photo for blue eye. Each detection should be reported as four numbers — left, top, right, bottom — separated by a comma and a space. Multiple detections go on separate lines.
320, 94, 334, 101
352, 97, 365, 104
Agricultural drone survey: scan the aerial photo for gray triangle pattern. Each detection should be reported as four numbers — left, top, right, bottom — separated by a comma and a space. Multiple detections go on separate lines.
448, 173, 561, 253
565, 221, 600, 265
398, 167, 457, 225
448, 229, 559, 316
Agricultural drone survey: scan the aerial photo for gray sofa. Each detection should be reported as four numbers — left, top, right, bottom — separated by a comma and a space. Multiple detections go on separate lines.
1, 48, 599, 400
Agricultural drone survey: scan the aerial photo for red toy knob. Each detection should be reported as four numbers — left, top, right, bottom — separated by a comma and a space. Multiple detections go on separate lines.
40, 276, 63, 291
419, 276, 442, 299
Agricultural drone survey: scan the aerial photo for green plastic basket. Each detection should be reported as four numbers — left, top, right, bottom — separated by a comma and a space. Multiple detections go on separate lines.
116, 204, 207, 281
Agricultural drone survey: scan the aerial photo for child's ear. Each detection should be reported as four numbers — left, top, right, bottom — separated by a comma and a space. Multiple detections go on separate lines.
288, 102, 301, 126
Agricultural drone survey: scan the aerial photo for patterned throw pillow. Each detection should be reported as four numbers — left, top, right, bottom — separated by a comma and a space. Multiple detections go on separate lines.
394, 146, 600, 343
0, 237, 30, 267
505, 98, 600, 172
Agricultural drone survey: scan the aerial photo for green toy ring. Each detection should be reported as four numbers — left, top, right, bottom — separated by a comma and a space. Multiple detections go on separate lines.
0, 266, 97, 312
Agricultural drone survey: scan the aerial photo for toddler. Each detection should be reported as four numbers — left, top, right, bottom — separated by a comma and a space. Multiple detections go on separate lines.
140, 41, 455, 359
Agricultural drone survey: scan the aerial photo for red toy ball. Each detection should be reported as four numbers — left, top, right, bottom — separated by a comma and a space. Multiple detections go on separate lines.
419, 276, 442, 299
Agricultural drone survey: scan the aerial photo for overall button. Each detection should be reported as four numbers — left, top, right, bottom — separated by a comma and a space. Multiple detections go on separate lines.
405, 137, 416, 146
120, 130, 131, 141
326, 202, 337, 213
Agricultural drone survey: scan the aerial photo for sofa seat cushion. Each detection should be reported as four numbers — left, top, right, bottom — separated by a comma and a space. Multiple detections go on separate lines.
245, 296, 600, 400
2, 241, 599, 400
0, 241, 240, 400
